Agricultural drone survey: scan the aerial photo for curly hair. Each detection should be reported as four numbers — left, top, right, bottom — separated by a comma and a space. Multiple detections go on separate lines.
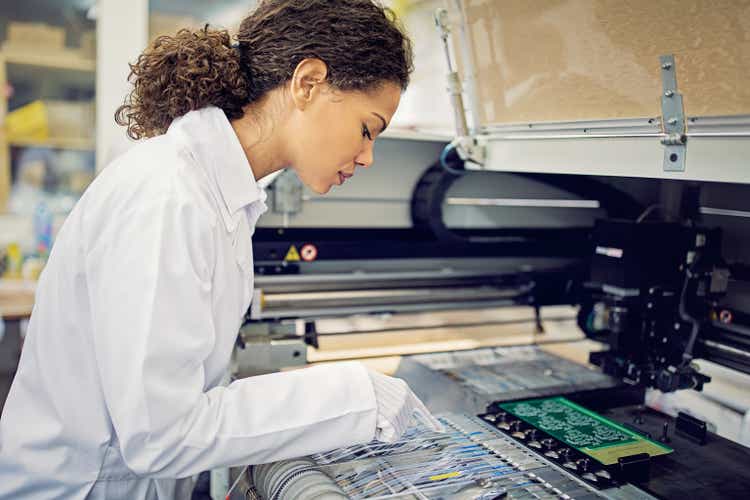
115, 0, 413, 140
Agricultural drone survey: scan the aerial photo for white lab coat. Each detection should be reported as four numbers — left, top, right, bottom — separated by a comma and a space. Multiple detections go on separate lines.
0, 107, 377, 499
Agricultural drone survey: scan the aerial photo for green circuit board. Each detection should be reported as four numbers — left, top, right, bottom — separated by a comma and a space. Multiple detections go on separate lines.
499, 397, 673, 465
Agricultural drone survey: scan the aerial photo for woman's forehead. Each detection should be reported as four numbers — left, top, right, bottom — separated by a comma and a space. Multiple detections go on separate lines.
349, 82, 401, 117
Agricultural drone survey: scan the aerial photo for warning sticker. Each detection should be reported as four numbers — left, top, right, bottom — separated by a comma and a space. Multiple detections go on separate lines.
300, 243, 318, 262
284, 245, 300, 262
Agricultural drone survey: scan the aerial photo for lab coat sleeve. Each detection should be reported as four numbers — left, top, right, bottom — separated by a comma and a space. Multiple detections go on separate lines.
85, 194, 376, 478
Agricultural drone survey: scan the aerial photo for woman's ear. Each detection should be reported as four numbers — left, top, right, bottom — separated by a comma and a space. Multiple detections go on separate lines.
290, 58, 329, 110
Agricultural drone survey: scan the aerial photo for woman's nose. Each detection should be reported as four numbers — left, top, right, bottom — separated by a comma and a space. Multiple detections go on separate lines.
354, 141, 374, 168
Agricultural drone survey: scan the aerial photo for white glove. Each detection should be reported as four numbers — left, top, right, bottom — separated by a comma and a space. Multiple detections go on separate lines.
366, 369, 444, 442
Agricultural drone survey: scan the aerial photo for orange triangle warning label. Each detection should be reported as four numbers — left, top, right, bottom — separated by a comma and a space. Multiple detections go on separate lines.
284, 245, 301, 262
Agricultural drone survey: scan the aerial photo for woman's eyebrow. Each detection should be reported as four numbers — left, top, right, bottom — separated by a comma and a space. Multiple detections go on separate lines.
372, 112, 388, 134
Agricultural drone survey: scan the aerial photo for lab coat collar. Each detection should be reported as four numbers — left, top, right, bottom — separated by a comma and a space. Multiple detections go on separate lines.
168, 106, 267, 231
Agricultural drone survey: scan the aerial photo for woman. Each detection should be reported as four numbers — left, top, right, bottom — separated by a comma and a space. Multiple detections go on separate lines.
0, 1, 442, 498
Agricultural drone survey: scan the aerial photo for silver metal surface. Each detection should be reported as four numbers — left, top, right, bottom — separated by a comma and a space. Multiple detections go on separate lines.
252, 270, 534, 320
700, 206, 750, 219
482, 130, 660, 141
446, 197, 601, 208
234, 338, 307, 376
396, 345, 620, 414
301, 195, 405, 204
482, 117, 658, 134
479, 115, 750, 140
476, 133, 750, 184
254, 269, 522, 293
263, 285, 527, 310
479, 127, 749, 141
703, 339, 750, 360
435, 7, 469, 138
253, 297, 519, 321
239, 321, 297, 340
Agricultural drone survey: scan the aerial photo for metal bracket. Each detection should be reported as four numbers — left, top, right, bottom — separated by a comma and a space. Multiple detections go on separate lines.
659, 54, 687, 172
453, 134, 487, 169
235, 321, 307, 376
272, 169, 303, 215
234, 337, 307, 376
435, 8, 469, 138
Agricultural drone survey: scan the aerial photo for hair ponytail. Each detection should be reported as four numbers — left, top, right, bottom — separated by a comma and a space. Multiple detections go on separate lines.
116, 1, 413, 141
115, 27, 249, 140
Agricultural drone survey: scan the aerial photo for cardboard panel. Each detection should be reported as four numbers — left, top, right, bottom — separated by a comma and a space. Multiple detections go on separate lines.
459, 0, 750, 125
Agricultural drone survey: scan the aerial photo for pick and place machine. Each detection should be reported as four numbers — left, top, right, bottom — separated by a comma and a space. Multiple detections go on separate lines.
231, 201, 750, 500
223, 4, 750, 499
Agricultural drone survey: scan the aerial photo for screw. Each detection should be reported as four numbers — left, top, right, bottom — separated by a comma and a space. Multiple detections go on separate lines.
668, 118, 678, 125
662, 62, 672, 70
660, 422, 671, 443
664, 90, 674, 97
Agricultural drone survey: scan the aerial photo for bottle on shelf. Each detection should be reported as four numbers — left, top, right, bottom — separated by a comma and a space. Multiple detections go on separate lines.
33, 201, 53, 260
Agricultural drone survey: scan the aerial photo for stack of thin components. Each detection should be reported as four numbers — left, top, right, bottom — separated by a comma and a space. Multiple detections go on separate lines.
252, 414, 605, 499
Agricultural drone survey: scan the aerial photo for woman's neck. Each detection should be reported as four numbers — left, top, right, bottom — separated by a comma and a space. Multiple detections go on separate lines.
230, 94, 290, 181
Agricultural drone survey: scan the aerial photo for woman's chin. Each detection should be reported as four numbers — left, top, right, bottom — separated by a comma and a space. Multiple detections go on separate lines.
310, 182, 332, 195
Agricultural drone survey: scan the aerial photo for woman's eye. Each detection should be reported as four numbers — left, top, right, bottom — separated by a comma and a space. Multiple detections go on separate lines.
362, 124, 373, 141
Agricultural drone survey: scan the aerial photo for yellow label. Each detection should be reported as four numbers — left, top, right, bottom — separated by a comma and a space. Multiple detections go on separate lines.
584, 441, 671, 465
429, 471, 461, 481
284, 245, 300, 262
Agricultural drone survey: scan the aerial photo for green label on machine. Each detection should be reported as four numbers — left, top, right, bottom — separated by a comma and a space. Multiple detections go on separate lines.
499, 397, 673, 465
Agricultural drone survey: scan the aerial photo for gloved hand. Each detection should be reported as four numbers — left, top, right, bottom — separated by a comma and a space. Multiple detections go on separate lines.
366, 369, 444, 442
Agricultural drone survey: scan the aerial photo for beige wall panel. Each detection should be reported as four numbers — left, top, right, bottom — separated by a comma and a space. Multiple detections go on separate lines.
460, 0, 750, 125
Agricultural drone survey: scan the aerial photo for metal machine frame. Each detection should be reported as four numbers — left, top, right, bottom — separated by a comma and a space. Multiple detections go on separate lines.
435, 4, 750, 185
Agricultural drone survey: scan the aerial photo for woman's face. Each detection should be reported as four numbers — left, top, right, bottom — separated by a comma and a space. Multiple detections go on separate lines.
287, 81, 401, 194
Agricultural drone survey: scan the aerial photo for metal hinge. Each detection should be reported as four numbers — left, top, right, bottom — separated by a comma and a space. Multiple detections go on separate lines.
660, 54, 687, 172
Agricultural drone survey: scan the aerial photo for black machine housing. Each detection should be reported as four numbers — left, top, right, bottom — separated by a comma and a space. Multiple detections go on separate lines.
254, 165, 750, 392
580, 219, 729, 392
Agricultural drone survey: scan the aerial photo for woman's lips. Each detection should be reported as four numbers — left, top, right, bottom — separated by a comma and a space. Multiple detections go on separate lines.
337, 171, 353, 184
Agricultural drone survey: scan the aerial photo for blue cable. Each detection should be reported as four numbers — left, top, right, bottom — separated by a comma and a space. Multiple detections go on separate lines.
440, 142, 467, 176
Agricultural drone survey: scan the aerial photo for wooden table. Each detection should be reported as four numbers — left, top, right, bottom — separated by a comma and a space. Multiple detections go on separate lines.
0, 279, 35, 320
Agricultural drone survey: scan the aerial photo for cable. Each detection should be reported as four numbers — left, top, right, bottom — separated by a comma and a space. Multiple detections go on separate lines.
439, 141, 466, 176
678, 269, 701, 367
636, 204, 661, 223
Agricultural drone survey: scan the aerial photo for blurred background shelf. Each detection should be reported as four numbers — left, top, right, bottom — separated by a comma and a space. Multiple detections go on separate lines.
1, 49, 95, 73
0, 41, 96, 211
8, 137, 95, 151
